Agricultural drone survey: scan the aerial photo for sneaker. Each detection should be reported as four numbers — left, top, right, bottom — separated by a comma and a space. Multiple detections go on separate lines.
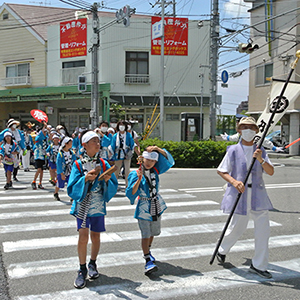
74, 270, 87, 289
144, 261, 158, 275
216, 252, 226, 264
149, 251, 155, 262
8, 181, 12, 187
54, 193, 60, 201
31, 182, 37, 190
4, 183, 9, 190
13, 176, 19, 182
249, 264, 272, 279
88, 263, 100, 279
50, 180, 56, 186
38, 184, 44, 189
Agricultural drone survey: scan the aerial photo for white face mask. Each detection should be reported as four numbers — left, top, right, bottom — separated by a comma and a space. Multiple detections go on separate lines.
127, 125, 131, 130
101, 126, 108, 133
12, 124, 17, 129
119, 125, 125, 132
60, 129, 66, 135
241, 129, 256, 142
110, 123, 117, 129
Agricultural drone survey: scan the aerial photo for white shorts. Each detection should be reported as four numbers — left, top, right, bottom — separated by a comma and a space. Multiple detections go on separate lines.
138, 216, 161, 239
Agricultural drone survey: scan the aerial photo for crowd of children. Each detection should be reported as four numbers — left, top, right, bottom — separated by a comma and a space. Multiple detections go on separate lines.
0, 115, 276, 290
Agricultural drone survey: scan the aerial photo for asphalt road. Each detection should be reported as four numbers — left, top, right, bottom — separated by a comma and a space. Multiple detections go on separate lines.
0, 157, 300, 300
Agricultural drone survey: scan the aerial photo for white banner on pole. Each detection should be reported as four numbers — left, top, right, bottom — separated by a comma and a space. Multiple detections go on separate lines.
254, 79, 300, 144
152, 20, 163, 40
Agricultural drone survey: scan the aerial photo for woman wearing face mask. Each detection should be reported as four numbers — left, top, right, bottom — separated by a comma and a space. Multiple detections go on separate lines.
94, 121, 112, 160
216, 117, 274, 279
109, 120, 135, 187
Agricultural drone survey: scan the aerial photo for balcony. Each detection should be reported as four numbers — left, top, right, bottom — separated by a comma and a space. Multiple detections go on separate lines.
61, 67, 86, 86
125, 74, 150, 84
2, 76, 31, 87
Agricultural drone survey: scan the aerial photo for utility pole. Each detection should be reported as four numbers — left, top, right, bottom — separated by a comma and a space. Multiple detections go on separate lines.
90, 2, 100, 129
153, 0, 173, 140
210, 0, 219, 140
172, 0, 176, 17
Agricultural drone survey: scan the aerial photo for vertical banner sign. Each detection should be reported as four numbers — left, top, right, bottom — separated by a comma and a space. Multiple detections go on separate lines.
151, 17, 188, 56
60, 18, 87, 58
254, 79, 300, 144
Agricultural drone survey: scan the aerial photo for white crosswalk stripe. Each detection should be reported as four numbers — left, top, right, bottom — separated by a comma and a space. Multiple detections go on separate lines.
0, 170, 299, 299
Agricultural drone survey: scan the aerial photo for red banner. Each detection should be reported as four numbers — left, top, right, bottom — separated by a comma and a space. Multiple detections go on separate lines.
60, 19, 87, 58
151, 17, 188, 56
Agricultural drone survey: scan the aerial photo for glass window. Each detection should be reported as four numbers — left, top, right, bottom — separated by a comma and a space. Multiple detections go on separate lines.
6, 63, 30, 78
255, 63, 273, 86
62, 60, 85, 68
126, 52, 149, 75
166, 114, 180, 121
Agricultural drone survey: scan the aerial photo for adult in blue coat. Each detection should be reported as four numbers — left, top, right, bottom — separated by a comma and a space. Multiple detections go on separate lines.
108, 120, 135, 187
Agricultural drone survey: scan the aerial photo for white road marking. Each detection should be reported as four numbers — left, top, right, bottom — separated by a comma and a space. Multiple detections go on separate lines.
0, 200, 218, 220
15, 258, 300, 300
2, 220, 281, 253
7, 234, 300, 279
0, 210, 225, 233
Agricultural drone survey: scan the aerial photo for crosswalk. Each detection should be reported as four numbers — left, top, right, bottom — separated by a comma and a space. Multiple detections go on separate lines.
0, 168, 299, 299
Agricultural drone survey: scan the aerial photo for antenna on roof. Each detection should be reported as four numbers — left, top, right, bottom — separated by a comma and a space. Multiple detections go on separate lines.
29, 1, 51, 6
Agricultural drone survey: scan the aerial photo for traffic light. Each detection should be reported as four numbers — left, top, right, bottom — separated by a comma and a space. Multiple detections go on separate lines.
238, 43, 259, 54
123, 5, 130, 27
78, 75, 86, 92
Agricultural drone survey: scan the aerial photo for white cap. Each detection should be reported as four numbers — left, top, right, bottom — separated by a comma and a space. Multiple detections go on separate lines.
142, 151, 159, 161
82, 131, 99, 144
4, 131, 12, 138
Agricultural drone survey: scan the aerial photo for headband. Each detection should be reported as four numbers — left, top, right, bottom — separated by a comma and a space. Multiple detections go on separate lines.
142, 151, 159, 161
82, 131, 99, 144
52, 135, 60, 139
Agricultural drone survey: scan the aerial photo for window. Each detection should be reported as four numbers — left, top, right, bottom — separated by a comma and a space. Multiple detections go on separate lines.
125, 52, 149, 84
6, 63, 30, 78
62, 60, 85, 68
3, 13, 8, 20
255, 63, 273, 86
166, 114, 180, 121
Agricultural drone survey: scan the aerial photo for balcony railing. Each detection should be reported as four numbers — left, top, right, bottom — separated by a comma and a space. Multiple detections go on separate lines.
61, 67, 86, 85
125, 74, 150, 84
2, 76, 31, 87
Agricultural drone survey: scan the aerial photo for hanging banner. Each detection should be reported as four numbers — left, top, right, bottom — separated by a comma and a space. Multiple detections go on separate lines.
254, 79, 300, 144
60, 18, 87, 58
151, 17, 188, 56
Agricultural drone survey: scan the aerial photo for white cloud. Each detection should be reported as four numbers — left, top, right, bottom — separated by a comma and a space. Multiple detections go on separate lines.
224, 0, 252, 17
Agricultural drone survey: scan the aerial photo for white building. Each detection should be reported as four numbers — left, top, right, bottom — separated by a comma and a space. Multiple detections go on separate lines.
0, 3, 215, 141
245, 0, 300, 154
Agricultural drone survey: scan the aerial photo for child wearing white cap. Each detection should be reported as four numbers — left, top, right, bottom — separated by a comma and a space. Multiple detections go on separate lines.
68, 130, 118, 289
126, 146, 174, 275
46, 135, 60, 186
54, 136, 76, 201
0, 132, 19, 189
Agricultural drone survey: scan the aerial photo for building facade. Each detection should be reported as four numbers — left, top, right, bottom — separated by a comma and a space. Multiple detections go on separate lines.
245, 0, 300, 154
0, 3, 214, 141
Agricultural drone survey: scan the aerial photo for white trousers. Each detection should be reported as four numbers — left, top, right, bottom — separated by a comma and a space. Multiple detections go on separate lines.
22, 151, 30, 169
219, 189, 270, 271
114, 159, 131, 187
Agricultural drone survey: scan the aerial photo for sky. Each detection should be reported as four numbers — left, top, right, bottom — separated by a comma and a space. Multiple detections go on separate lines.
1, 0, 252, 115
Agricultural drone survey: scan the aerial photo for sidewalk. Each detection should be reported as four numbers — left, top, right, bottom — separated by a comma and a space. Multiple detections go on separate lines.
267, 151, 300, 167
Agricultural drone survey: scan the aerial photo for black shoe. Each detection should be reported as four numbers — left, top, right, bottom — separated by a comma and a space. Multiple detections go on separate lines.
74, 270, 87, 289
31, 182, 37, 190
54, 193, 60, 201
38, 184, 44, 189
249, 264, 272, 279
13, 177, 19, 182
217, 252, 226, 264
4, 183, 9, 190
88, 263, 99, 279
8, 181, 12, 187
